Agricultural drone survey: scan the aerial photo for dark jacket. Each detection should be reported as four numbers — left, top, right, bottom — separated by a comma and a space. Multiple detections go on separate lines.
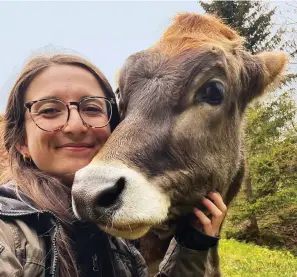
0, 183, 218, 277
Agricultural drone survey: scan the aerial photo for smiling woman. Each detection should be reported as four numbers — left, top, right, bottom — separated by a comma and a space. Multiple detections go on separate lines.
0, 49, 227, 277
19, 64, 112, 184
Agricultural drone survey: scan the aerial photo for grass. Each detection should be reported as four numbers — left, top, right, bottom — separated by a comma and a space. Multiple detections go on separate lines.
219, 239, 297, 277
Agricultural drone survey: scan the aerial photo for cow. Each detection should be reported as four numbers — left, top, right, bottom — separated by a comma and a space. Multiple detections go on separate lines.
71, 13, 287, 276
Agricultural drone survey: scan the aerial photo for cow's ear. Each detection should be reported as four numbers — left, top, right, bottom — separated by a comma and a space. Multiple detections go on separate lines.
255, 52, 288, 97
114, 69, 120, 88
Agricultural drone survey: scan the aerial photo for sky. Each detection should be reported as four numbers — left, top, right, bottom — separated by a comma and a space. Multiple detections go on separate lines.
0, 1, 296, 113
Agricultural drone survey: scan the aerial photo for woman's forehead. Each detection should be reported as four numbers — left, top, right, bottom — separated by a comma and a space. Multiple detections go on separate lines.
25, 64, 105, 102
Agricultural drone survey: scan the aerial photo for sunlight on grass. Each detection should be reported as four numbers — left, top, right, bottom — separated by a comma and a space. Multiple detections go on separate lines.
220, 239, 297, 277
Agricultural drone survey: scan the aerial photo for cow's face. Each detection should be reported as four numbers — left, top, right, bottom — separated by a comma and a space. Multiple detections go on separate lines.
72, 14, 287, 239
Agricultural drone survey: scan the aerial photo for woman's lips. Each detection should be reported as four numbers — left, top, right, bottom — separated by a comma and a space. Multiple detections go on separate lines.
57, 143, 95, 152
61, 146, 94, 152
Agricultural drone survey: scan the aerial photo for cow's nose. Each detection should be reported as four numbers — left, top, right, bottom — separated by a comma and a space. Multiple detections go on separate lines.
72, 164, 170, 225
95, 177, 126, 208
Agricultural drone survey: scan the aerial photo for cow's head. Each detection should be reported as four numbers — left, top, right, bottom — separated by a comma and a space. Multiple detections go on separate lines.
72, 13, 287, 239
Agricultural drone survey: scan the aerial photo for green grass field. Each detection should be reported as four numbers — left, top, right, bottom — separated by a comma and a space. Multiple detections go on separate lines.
220, 239, 297, 277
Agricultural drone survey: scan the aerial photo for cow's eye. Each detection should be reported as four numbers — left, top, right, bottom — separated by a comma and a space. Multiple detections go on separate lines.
195, 81, 225, 105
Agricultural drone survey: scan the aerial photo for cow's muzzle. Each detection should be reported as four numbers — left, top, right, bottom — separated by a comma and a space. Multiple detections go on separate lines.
71, 163, 170, 239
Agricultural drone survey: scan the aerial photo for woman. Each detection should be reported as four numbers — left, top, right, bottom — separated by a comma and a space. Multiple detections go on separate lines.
0, 53, 227, 277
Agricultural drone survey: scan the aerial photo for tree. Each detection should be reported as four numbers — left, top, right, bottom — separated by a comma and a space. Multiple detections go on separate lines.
227, 91, 297, 251
200, 1, 297, 84
200, 1, 296, 53
200, 0, 297, 253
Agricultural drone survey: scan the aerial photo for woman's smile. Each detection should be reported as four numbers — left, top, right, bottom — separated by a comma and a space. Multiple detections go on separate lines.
57, 142, 96, 152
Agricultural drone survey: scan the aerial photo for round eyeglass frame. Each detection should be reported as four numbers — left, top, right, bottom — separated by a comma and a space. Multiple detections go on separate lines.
24, 96, 116, 132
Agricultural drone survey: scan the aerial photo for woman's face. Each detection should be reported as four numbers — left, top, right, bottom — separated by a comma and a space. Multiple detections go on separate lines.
19, 65, 111, 184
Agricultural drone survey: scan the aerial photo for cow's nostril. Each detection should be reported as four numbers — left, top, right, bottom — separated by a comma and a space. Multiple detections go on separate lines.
96, 177, 126, 208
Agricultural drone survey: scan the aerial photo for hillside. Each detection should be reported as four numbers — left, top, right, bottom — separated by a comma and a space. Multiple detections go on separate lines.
220, 239, 297, 277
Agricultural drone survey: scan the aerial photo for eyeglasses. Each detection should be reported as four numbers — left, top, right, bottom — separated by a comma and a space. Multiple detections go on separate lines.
24, 96, 115, 132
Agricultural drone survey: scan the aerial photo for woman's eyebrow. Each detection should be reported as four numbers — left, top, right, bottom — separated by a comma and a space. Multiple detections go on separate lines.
30, 92, 103, 103
80, 94, 106, 100
30, 96, 61, 102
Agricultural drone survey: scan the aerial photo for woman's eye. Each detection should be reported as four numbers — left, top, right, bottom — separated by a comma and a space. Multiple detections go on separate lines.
83, 106, 105, 114
39, 108, 61, 116
196, 81, 225, 105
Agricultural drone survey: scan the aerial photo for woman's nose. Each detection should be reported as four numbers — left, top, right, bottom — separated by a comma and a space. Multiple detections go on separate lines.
63, 107, 88, 134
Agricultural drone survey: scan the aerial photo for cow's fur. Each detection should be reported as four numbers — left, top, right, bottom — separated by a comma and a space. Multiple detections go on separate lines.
72, 13, 287, 276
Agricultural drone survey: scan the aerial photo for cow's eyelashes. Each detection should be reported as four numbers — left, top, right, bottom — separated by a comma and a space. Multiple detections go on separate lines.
195, 81, 225, 105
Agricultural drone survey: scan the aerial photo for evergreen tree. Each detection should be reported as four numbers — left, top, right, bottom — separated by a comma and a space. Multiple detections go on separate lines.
200, 1, 297, 55
200, 1, 297, 84
225, 91, 297, 253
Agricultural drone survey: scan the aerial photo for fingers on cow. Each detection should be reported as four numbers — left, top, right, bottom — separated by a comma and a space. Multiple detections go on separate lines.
193, 192, 227, 237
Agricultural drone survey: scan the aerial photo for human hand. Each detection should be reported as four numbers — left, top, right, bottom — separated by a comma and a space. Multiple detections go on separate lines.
192, 192, 227, 237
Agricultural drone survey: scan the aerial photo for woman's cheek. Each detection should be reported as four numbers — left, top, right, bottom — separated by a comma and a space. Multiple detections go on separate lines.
28, 130, 56, 167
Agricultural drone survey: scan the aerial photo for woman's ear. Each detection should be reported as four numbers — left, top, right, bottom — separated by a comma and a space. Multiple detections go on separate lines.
16, 143, 30, 158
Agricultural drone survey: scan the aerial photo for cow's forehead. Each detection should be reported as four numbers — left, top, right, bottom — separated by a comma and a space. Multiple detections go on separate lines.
120, 47, 239, 103
123, 48, 231, 83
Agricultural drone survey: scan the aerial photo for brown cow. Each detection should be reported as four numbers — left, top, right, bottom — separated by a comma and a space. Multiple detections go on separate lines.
72, 13, 287, 276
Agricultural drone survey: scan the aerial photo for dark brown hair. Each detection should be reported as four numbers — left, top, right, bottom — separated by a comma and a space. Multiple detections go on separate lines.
1, 54, 119, 277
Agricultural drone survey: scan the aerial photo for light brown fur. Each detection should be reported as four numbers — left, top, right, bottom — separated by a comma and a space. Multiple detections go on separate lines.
152, 13, 244, 56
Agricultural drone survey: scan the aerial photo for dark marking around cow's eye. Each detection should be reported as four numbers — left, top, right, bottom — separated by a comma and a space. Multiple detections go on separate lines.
195, 81, 225, 105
